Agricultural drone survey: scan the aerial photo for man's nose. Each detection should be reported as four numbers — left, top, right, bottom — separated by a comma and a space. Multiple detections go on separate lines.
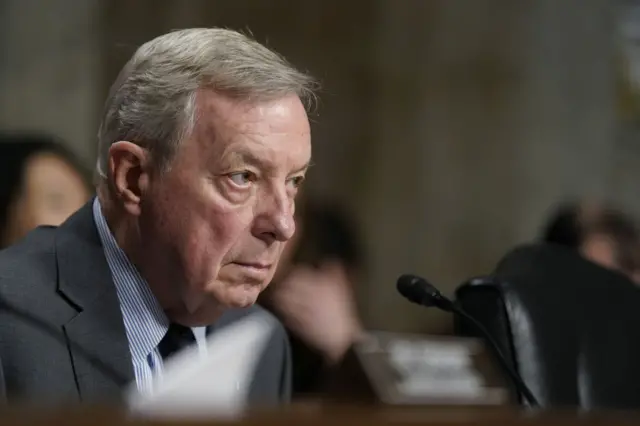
253, 191, 296, 244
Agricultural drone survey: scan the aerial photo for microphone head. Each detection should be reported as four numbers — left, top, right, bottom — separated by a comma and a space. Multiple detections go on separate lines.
396, 274, 454, 311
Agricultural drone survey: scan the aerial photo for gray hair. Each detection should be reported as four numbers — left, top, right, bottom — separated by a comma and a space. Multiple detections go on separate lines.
96, 28, 318, 178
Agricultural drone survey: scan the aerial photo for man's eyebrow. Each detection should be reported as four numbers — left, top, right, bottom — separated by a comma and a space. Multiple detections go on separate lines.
224, 150, 313, 174
224, 150, 268, 169
292, 161, 313, 174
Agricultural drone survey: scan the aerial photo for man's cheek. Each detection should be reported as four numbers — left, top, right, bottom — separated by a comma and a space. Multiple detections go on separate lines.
211, 211, 254, 243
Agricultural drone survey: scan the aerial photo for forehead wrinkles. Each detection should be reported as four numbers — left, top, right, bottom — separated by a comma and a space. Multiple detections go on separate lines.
193, 92, 269, 153
191, 91, 310, 167
197, 90, 266, 128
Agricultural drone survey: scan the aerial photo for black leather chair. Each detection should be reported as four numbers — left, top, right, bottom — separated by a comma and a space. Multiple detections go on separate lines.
454, 243, 640, 410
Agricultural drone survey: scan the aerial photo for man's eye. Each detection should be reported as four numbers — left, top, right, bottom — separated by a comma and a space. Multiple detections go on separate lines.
289, 176, 305, 188
228, 171, 254, 186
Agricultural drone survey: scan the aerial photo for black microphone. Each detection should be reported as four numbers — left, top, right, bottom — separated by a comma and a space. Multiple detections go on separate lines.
396, 274, 540, 408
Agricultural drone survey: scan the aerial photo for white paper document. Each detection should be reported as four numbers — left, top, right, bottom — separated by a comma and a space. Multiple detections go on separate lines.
126, 311, 276, 420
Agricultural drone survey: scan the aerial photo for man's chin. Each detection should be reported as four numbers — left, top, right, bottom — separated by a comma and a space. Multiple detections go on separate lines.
179, 289, 260, 326
224, 285, 262, 308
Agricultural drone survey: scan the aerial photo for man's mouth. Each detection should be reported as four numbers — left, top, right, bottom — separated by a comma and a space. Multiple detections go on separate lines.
233, 261, 272, 270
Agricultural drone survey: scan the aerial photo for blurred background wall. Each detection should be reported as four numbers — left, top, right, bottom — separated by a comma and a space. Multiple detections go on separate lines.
0, 0, 638, 333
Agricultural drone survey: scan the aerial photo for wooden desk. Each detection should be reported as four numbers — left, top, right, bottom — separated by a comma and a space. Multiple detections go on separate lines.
1, 404, 640, 426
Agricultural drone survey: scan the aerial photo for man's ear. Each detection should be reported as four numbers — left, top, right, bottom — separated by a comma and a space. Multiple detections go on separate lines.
108, 141, 151, 216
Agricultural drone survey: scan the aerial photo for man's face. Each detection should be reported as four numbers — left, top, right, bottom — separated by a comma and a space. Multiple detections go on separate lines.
139, 92, 311, 324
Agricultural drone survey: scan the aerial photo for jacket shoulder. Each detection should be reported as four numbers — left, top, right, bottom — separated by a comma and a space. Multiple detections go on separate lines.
0, 225, 79, 329
0, 226, 58, 297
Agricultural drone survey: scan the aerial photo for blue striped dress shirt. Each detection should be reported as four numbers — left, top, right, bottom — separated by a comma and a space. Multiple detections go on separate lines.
92, 198, 206, 394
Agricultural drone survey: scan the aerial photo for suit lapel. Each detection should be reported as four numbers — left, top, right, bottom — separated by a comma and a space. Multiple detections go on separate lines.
55, 201, 134, 401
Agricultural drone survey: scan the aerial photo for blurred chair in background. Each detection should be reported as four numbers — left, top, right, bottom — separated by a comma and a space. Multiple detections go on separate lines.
455, 244, 640, 410
260, 200, 365, 397
541, 200, 640, 284
453, 201, 640, 408
0, 134, 92, 248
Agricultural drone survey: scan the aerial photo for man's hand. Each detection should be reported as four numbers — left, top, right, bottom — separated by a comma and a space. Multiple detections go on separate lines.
269, 261, 363, 364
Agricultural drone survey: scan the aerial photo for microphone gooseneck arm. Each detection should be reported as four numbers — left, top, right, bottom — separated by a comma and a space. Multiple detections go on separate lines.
396, 274, 539, 408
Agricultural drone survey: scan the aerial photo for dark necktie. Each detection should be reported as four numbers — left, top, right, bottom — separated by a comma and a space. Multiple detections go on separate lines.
158, 323, 196, 361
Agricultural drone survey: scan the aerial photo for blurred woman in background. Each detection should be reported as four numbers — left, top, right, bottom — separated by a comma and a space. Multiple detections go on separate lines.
0, 134, 91, 248
260, 199, 365, 397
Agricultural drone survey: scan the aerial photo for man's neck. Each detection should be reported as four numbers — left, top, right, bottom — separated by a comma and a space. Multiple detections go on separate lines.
98, 194, 176, 311
99, 196, 139, 267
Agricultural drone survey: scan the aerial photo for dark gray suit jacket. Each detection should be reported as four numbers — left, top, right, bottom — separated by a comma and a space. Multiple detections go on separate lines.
0, 202, 291, 405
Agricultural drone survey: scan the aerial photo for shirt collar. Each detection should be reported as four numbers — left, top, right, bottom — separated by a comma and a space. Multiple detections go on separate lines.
92, 197, 169, 362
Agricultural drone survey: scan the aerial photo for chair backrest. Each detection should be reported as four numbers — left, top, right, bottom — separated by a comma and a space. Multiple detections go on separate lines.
454, 243, 640, 410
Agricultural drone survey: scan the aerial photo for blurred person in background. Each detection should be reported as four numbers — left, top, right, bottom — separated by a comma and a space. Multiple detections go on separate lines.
541, 200, 640, 283
0, 134, 91, 248
261, 199, 365, 397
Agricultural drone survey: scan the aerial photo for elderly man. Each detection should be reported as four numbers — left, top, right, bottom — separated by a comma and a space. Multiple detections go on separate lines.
0, 28, 315, 405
